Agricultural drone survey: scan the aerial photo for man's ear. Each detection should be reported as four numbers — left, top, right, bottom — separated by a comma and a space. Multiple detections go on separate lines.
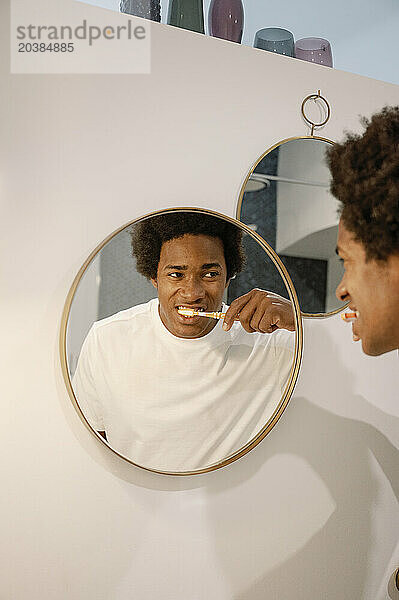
150, 278, 158, 289
225, 278, 231, 289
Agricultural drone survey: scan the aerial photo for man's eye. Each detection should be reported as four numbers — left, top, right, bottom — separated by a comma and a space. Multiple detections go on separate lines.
204, 271, 220, 278
168, 272, 183, 278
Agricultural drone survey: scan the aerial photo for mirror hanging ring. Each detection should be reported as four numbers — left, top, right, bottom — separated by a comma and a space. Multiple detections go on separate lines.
301, 90, 331, 136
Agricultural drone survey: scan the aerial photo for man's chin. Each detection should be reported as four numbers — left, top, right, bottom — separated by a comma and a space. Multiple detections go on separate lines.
170, 331, 206, 339
159, 307, 218, 339
361, 337, 392, 357
173, 324, 213, 339
168, 318, 216, 339
362, 342, 380, 356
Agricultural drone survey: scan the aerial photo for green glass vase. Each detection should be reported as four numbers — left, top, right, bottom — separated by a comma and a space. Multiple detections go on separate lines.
167, 0, 205, 34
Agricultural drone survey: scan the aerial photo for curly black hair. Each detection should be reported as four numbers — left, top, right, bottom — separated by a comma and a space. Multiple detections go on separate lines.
326, 106, 399, 261
131, 211, 246, 280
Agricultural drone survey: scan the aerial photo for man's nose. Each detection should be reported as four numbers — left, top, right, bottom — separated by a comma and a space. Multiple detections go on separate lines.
180, 276, 205, 300
336, 275, 349, 302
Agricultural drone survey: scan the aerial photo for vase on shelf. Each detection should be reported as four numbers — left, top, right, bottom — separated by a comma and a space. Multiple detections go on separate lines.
254, 27, 294, 57
120, 0, 161, 22
294, 38, 333, 67
167, 0, 205, 34
208, 0, 244, 44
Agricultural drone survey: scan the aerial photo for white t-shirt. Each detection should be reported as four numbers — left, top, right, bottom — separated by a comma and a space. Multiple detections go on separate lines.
72, 299, 295, 471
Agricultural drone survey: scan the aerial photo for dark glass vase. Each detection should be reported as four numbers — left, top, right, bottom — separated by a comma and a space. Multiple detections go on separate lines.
208, 0, 243, 43
167, 0, 205, 34
120, 0, 161, 22
254, 27, 294, 57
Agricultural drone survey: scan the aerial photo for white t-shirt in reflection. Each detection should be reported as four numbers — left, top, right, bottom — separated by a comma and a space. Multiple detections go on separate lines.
72, 299, 295, 472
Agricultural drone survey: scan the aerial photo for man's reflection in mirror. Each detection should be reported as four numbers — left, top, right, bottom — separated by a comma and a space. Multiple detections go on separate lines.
72, 212, 296, 471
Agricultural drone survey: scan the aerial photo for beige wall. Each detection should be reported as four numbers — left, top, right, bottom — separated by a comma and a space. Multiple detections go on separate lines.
2, 2, 399, 598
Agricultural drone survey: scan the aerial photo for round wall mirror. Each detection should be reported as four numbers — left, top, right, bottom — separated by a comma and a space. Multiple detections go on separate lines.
237, 137, 348, 316
60, 208, 302, 475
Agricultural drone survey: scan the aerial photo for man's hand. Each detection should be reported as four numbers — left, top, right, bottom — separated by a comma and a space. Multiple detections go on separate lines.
223, 288, 296, 333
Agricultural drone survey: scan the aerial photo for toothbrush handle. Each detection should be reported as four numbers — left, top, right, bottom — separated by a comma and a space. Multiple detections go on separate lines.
205, 311, 240, 321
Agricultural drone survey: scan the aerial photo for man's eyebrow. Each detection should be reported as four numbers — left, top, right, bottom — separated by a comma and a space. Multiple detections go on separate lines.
202, 262, 223, 269
163, 262, 223, 270
163, 264, 188, 271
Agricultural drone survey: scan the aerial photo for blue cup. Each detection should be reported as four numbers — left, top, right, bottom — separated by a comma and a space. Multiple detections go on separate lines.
254, 27, 294, 57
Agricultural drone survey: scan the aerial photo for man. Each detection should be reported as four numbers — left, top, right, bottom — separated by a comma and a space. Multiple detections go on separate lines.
327, 106, 399, 356
73, 212, 295, 471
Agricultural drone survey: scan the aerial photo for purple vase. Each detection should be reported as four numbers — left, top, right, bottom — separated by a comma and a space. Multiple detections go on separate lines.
294, 38, 333, 67
208, 0, 244, 43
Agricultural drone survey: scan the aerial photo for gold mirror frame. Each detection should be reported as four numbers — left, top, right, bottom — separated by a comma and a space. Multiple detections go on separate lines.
236, 136, 349, 318
60, 207, 303, 476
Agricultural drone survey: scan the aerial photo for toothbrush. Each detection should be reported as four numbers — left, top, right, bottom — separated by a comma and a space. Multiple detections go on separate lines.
177, 308, 240, 321
341, 312, 357, 323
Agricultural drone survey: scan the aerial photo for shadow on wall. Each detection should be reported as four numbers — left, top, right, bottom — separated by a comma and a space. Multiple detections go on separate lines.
203, 327, 399, 600
206, 396, 399, 600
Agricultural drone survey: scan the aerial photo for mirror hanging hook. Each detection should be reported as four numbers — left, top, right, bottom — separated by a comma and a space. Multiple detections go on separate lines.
301, 90, 331, 136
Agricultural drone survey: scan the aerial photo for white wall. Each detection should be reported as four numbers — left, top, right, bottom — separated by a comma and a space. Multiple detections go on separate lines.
77, 0, 399, 85
2, 2, 399, 599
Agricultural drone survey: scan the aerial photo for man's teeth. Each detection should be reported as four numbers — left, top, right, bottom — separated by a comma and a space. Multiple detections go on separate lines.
177, 306, 205, 318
